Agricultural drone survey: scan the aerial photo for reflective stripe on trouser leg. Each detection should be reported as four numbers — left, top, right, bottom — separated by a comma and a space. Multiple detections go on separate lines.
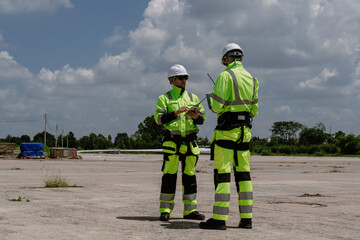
181, 154, 198, 216
234, 148, 253, 219
160, 193, 175, 213
160, 154, 179, 214
212, 179, 231, 220
212, 143, 232, 221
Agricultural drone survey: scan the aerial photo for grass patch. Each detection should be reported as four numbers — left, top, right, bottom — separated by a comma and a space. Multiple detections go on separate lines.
11, 167, 22, 170
41, 168, 78, 188
298, 193, 325, 197
8, 196, 30, 202
328, 168, 344, 173
328, 165, 344, 168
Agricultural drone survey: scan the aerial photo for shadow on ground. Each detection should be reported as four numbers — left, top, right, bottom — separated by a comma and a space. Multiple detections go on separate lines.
116, 216, 160, 221
116, 216, 200, 229
160, 221, 200, 229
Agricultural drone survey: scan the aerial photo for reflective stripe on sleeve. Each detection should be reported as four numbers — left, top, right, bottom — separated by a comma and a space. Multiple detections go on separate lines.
156, 109, 167, 113
169, 129, 199, 136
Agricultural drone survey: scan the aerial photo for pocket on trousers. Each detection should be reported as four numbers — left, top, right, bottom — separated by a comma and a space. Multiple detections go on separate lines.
190, 141, 200, 155
162, 141, 177, 154
179, 143, 188, 154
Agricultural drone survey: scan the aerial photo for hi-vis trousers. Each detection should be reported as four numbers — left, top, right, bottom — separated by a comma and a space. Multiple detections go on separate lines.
159, 153, 199, 216
211, 127, 253, 221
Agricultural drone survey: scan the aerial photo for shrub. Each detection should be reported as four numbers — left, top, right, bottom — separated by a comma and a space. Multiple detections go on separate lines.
278, 145, 294, 154
319, 144, 340, 154
271, 146, 279, 153
260, 149, 272, 156
296, 145, 308, 154
307, 145, 320, 155
343, 141, 360, 155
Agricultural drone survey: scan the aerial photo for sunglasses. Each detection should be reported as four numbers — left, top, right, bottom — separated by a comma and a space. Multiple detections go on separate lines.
177, 75, 188, 80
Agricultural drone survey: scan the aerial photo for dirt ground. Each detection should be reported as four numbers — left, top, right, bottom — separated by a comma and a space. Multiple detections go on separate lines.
1, 153, 360, 240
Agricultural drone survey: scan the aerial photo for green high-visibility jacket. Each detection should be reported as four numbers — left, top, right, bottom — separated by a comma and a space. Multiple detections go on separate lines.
210, 61, 258, 118
155, 85, 206, 138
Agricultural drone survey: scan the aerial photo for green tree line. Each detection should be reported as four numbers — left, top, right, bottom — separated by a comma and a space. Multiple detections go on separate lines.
0, 115, 209, 150
252, 121, 360, 156
1, 117, 359, 155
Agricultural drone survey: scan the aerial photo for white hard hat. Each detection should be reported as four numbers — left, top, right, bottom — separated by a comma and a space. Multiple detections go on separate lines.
167, 64, 189, 79
221, 43, 244, 66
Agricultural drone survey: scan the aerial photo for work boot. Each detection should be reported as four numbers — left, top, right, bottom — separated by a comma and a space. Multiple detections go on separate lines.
238, 218, 252, 229
184, 211, 205, 220
199, 218, 226, 230
160, 212, 170, 221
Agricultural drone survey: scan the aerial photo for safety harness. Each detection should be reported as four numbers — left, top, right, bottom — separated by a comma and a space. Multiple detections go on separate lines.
163, 131, 198, 156
211, 111, 252, 166
161, 131, 199, 172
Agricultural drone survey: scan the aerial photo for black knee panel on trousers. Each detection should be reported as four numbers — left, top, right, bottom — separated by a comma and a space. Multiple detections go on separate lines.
182, 173, 197, 194
214, 169, 231, 190
234, 170, 251, 193
234, 170, 251, 182
161, 173, 177, 194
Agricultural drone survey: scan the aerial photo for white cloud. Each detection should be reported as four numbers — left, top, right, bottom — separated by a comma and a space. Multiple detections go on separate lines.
0, 32, 5, 47
103, 27, 123, 46
0, 51, 32, 79
1, 0, 360, 138
0, 88, 10, 99
35, 65, 94, 94
298, 68, 337, 90
274, 105, 291, 114
0, 0, 73, 14
129, 19, 169, 58
284, 48, 310, 59
311, 1, 325, 17
263, 0, 278, 7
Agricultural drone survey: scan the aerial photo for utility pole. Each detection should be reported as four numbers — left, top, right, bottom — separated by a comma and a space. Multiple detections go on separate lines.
44, 113, 47, 147
55, 124, 58, 148
61, 129, 64, 148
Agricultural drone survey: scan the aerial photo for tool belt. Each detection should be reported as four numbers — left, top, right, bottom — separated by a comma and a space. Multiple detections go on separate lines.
162, 130, 198, 155
215, 111, 252, 130
211, 112, 252, 165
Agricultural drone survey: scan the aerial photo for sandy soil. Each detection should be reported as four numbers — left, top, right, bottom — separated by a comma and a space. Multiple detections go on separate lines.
1, 153, 360, 240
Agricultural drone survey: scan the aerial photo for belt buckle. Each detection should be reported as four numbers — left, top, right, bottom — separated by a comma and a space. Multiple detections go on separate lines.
238, 115, 245, 120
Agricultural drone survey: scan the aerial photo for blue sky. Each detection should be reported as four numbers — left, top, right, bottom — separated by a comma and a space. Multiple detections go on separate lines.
0, 0, 148, 72
1, 0, 360, 141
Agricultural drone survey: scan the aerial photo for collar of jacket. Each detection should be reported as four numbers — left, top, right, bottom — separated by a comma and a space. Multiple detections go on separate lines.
225, 60, 243, 71
172, 84, 185, 97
